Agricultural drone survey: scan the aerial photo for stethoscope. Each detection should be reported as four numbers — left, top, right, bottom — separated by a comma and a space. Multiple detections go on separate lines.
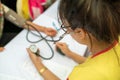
25, 22, 67, 60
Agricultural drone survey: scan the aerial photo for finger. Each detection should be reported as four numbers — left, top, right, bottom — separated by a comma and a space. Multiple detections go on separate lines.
47, 28, 57, 33
26, 48, 34, 55
56, 44, 63, 49
0, 47, 5, 52
26, 48, 31, 55
48, 32, 56, 37
26, 48, 31, 53
56, 42, 65, 46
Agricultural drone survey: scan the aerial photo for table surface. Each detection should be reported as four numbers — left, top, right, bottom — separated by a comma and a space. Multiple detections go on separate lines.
0, 1, 87, 80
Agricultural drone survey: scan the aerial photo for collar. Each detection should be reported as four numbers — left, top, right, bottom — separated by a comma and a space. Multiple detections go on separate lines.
91, 41, 118, 58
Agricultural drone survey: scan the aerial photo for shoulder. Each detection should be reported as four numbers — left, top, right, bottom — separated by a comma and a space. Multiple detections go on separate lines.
68, 59, 120, 80
68, 45, 120, 80
68, 64, 106, 80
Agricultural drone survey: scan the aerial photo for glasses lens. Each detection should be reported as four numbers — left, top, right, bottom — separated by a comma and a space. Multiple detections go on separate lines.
61, 24, 68, 32
61, 24, 74, 34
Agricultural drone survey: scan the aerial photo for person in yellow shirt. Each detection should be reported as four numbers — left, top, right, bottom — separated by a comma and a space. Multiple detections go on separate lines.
26, 0, 120, 80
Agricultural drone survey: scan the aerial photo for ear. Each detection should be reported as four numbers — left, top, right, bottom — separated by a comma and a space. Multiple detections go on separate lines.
75, 28, 87, 39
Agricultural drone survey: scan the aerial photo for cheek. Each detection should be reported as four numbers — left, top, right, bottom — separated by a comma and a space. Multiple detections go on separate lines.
70, 34, 82, 43
70, 33, 86, 44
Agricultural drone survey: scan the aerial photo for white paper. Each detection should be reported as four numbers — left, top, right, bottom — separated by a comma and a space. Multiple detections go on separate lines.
0, 73, 26, 80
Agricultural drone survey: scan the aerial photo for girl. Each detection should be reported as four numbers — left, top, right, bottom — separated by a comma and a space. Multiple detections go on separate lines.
27, 0, 120, 80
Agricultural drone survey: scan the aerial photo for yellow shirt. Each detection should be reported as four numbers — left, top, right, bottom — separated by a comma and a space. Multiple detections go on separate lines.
68, 41, 120, 80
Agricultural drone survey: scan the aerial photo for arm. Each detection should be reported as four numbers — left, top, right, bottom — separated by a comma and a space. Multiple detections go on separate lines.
56, 42, 86, 64
66, 51, 86, 64
26, 48, 60, 80
3, 4, 57, 37
25, 21, 57, 37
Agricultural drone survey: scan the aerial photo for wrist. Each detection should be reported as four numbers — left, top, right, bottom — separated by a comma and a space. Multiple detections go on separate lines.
39, 67, 48, 75
35, 61, 44, 69
65, 50, 73, 58
36, 63, 48, 75
42, 26, 47, 32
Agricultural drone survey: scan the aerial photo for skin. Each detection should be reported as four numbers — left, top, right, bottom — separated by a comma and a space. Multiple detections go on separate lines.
0, 4, 57, 51
25, 21, 57, 37
0, 47, 5, 52
26, 48, 59, 80
26, 0, 120, 79
26, 26, 112, 80
0, 21, 57, 52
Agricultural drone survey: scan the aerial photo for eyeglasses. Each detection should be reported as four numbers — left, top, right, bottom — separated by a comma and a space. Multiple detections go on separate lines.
53, 24, 74, 42
60, 24, 74, 34
25, 22, 74, 43
60, 24, 71, 33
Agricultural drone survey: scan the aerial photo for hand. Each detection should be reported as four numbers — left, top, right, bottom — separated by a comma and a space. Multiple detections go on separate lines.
25, 21, 57, 37
55, 42, 71, 56
44, 27, 57, 37
0, 47, 5, 52
26, 48, 43, 67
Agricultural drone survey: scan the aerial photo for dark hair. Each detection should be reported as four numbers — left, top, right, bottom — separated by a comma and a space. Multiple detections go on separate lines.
58, 0, 120, 43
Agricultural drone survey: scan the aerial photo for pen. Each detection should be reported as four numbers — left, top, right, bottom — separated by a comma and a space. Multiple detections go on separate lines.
52, 22, 60, 31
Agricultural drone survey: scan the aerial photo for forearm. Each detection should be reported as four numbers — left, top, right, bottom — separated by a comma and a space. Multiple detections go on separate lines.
2, 4, 46, 32
42, 68, 60, 80
35, 61, 60, 80
24, 21, 46, 32
27, 48, 60, 80
68, 51, 86, 64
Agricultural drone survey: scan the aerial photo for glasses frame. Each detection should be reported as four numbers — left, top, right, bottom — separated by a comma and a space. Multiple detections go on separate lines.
25, 22, 74, 43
